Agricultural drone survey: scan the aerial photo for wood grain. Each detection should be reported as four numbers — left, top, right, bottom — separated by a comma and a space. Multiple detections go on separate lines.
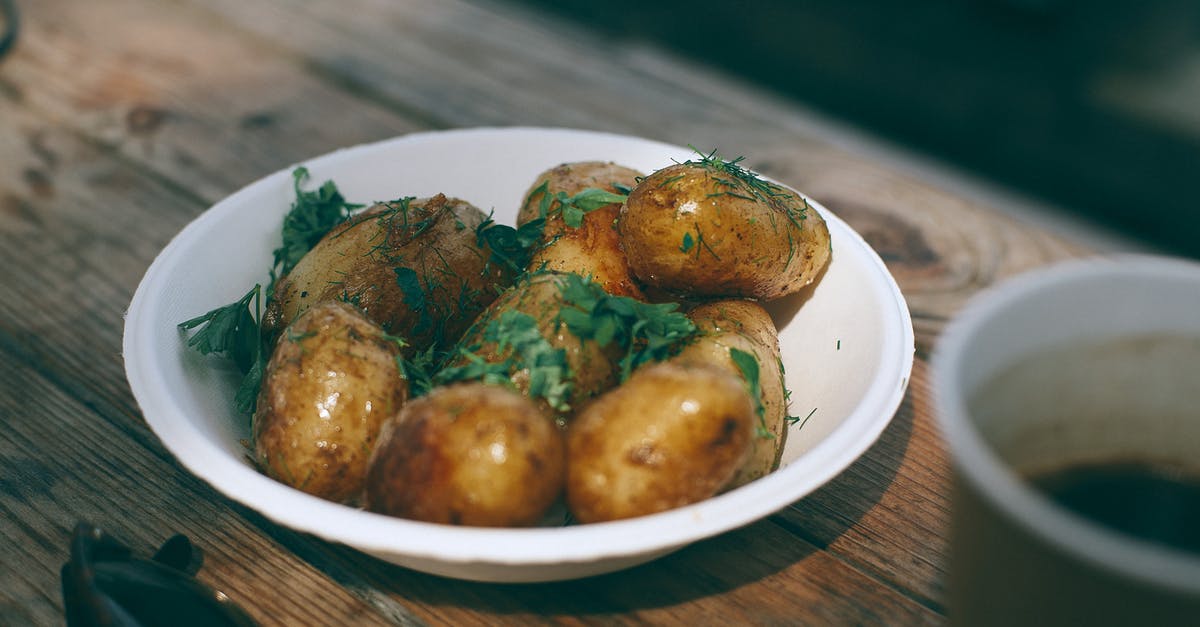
0, 0, 1097, 624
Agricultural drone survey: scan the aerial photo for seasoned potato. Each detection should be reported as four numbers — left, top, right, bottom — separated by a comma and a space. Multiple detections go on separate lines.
442, 272, 620, 420
619, 159, 830, 300
517, 162, 646, 299
672, 300, 788, 489
364, 382, 565, 526
253, 300, 408, 504
263, 194, 512, 351
566, 362, 754, 523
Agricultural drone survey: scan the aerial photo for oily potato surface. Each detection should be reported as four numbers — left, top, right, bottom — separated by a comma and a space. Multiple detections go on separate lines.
619, 161, 831, 300
672, 299, 788, 489
364, 382, 565, 527
566, 361, 755, 523
253, 300, 408, 504
263, 194, 510, 350
517, 162, 646, 299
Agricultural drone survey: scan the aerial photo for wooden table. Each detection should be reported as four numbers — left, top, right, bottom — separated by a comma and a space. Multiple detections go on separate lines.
1, 0, 1098, 624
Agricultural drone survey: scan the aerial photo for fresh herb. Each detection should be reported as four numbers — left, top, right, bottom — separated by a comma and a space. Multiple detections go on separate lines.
556, 274, 696, 381
527, 181, 628, 228
729, 348, 771, 439
270, 167, 362, 291
395, 266, 432, 337
177, 284, 266, 415
435, 310, 573, 412
475, 213, 545, 273
790, 407, 817, 431
679, 232, 695, 253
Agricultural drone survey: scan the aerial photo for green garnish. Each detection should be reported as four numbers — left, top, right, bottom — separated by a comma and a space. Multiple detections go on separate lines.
527, 181, 628, 228
270, 167, 362, 291
730, 348, 771, 439
679, 232, 695, 253
177, 284, 266, 415
556, 274, 696, 381
436, 310, 573, 412
394, 266, 432, 337
475, 213, 545, 273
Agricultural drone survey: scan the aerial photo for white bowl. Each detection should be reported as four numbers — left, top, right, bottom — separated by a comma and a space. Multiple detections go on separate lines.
123, 127, 914, 582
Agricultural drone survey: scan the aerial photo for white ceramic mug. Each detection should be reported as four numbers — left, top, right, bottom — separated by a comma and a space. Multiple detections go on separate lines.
933, 255, 1200, 626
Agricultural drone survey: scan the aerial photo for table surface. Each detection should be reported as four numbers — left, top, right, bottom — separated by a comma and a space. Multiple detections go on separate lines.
0, 0, 1098, 624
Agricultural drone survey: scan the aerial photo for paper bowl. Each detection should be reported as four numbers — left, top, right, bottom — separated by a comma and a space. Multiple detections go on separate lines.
124, 127, 913, 582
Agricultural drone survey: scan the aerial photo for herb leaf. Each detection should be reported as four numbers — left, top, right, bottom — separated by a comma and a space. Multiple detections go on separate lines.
729, 348, 771, 438
177, 284, 266, 415
475, 213, 545, 273
270, 167, 362, 290
556, 274, 696, 381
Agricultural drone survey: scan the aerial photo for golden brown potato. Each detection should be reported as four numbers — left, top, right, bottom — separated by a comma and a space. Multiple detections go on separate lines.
672, 300, 788, 489
262, 194, 512, 351
517, 162, 646, 299
566, 361, 755, 523
364, 382, 565, 527
253, 300, 408, 504
619, 159, 830, 300
441, 272, 620, 420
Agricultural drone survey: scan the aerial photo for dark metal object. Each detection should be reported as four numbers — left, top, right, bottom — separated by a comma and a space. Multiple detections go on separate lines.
61, 522, 258, 627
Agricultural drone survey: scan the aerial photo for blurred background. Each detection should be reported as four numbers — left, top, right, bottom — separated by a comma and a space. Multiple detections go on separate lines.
515, 0, 1200, 257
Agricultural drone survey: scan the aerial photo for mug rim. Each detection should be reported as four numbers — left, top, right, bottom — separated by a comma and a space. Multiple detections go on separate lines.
933, 253, 1200, 595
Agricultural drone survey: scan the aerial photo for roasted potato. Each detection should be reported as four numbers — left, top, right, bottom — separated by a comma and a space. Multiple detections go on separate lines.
440, 272, 620, 420
566, 361, 755, 523
517, 162, 646, 299
263, 194, 512, 351
364, 382, 565, 526
672, 299, 788, 489
619, 159, 830, 300
253, 300, 408, 504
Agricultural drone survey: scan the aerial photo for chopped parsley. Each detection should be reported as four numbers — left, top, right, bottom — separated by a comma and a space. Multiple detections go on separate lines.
270, 166, 362, 291
526, 181, 628, 228
177, 284, 266, 415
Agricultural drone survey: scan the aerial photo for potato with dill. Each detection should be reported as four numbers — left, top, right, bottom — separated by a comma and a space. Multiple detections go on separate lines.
671, 299, 789, 489
364, 382, 565, 527
434, 271, 697, 422
566, 361, 755, 523
253, 300, 408, 505
517, 162, 646, 299
263, 193, 519, 353
619, 153, 830, 301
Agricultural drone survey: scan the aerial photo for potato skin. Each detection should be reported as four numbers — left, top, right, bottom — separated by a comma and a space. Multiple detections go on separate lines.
672, 300, 788, 489
566, 362, 754, 523
253, 300, 408, 504
445, 272, 619, 419
619, 162, 831, 300
517, 162, 646, 299
364, 383, 565, 527
263, 194, 510, 350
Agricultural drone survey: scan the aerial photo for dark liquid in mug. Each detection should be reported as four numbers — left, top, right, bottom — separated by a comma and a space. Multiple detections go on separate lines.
1028, 460, 1200, 556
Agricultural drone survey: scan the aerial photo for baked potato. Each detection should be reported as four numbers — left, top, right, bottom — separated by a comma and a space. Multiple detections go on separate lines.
263, 194, 512, 351
253, 300, 408, 504
364, 382, 565, 526
672, 299, 788, 489
566, 361, 755, 523
517, 162, 646, 299
619, 157, 830, 300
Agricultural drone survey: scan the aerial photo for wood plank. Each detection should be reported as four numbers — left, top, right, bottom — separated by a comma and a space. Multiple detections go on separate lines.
4, 0, 425, 203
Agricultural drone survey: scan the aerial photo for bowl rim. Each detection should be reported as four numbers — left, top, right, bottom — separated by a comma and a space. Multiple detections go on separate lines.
123, 126, 915, 568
